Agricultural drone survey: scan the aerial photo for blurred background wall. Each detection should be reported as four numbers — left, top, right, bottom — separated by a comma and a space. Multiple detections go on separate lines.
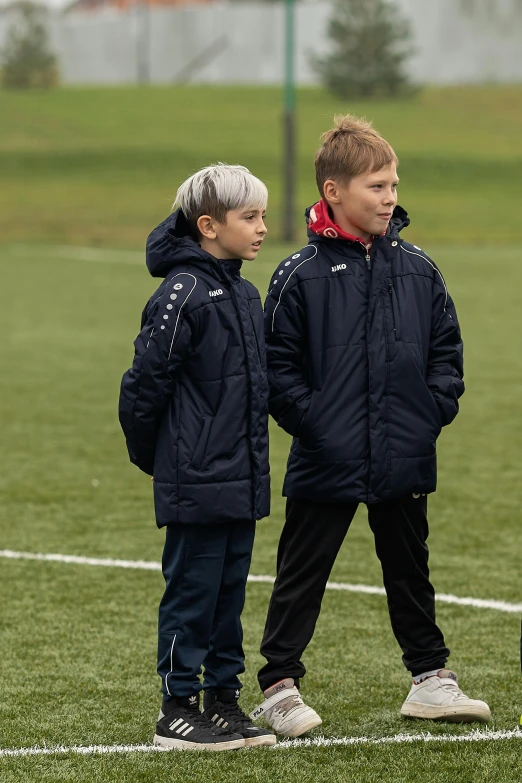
1, 0, 522, 85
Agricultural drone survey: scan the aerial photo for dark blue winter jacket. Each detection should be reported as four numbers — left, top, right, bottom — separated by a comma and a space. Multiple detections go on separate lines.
119, 209, 270, 526
265, 206, 464, 504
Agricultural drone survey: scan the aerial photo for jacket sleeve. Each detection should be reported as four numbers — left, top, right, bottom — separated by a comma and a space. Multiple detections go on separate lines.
264, 282, 313, 437
118, 281, 194, 474
426, 274, 464, 427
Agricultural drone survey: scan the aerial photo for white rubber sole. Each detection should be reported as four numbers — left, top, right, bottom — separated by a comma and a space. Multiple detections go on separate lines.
153, 733, 246, 751
400, 702, 492, 723
271, 709, 323, 738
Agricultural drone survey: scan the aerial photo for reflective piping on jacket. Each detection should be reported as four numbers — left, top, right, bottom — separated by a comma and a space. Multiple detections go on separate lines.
168, 273, 197, 359
271, 245, 318, 332
402, 246, 448, 310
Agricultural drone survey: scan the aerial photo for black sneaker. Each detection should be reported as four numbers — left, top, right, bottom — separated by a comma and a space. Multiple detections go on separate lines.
203, 689, 277, 747
153, 694, 245, 751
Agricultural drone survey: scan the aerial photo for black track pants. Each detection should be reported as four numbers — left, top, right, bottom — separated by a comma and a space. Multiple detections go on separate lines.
258, 495, 449, 691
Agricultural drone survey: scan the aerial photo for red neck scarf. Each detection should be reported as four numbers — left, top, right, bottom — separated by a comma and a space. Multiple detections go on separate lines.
308, 199, 372, 246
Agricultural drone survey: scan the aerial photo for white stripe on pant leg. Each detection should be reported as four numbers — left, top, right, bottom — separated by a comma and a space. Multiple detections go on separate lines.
165, 634, 177, 697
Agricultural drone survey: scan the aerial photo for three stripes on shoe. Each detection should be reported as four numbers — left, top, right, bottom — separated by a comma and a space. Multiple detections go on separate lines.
167, 716, 196, 738
208, 712, 231, 729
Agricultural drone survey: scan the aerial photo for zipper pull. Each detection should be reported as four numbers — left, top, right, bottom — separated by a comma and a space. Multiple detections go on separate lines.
365, 243, 372, 271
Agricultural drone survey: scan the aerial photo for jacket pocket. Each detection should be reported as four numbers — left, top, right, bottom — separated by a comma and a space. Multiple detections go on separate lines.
296, 390, 316, 443
387, 281, 402, 341
190, 416, 213, 470
427, 390, 443, 432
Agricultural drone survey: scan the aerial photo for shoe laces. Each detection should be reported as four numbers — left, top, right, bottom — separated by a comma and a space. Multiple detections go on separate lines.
214, 700, 251, 728
176, 707, 232, 736
437, 679, 467, 700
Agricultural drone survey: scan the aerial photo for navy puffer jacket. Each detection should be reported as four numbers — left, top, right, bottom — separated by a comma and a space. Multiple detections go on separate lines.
265, 206, 464, 504
119, 209, 270, 526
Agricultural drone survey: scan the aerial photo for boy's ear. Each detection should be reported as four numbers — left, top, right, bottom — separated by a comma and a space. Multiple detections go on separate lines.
323, 179, 341, 204
196, 215, 217, 240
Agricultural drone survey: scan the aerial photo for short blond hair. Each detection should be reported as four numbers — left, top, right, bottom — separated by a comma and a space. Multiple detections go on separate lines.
315, 114, 398, 196
173, 163, 268, 238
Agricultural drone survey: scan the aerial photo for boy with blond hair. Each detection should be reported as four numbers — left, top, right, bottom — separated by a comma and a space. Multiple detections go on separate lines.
119, 164, 275, 750
250, 115, 491, 737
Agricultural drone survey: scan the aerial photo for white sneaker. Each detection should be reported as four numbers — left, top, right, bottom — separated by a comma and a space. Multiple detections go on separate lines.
401, 669, 491, 722
249, 678, 322, 738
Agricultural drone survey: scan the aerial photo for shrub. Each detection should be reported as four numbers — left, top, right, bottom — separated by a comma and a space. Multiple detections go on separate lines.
314, 0, 418, 99
1, 1, 58, 89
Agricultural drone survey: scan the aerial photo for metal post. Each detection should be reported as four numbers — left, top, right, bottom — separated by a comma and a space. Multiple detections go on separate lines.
136, 0, 150, 84
282, 0, 296, 243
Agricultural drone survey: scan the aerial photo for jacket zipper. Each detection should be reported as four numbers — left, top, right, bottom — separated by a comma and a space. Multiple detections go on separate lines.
248, 309, 263, 369
364, 242, 372, 501
228, 279, 257, 521
365, 243, 372, 271
388, 282, 401, 340
380, 292, 392, 492
388, 284, 396, 332
365, 248, 372, 502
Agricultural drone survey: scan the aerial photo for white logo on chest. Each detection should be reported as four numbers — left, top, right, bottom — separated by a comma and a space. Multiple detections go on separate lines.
331, 264, 346, 273
209, 289, 223, 297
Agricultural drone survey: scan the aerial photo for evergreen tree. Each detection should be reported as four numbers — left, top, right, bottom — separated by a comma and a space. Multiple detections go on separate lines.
314, 0, 417, 99
1, 1, 58, 89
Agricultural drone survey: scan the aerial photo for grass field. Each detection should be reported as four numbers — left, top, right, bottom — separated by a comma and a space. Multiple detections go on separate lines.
1, 85, 522, 246
0, 85, 521, 781
1, 240, 521, 781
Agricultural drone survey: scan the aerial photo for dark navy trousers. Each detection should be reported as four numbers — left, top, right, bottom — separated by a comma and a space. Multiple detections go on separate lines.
158, 520, 256, 699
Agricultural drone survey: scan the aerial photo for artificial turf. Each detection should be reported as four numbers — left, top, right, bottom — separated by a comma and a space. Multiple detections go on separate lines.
0, 84, 521, 781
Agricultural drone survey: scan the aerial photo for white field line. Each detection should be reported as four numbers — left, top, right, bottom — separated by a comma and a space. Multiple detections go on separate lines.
0, 549, 161, 571
1, 549, 521, 615
8, 244, 143, 266
0, 729, 521, 758
275, 728, 522, 750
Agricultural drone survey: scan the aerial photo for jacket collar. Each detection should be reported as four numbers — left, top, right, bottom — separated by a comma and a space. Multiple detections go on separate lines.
307, 199, 370, 245
305, 200, 410, 244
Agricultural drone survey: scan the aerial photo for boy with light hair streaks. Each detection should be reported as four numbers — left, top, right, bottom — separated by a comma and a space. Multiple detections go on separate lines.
250, 115, 491, 737
119, 164, 275, 750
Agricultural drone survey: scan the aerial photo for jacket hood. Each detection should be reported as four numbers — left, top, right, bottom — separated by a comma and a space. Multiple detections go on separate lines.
146, 209, 205, 278
146, 208, 243, 280
305, 203, 410, 242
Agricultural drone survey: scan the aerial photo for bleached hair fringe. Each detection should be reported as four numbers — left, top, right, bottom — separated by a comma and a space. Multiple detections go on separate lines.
173, 163, 268, 216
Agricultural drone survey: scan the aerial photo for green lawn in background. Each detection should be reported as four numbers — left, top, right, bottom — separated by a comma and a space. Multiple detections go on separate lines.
0, 239, 521, 782
1, 85, 521, 246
